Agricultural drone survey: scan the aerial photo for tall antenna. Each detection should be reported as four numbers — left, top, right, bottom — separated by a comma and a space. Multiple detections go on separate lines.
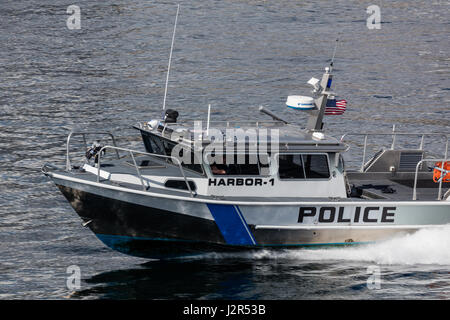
329, 38, 339, 72
162, 4, 180, 111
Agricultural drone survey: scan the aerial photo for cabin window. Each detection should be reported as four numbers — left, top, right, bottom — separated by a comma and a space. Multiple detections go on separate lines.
175, 147, 204, 174
278, 154, 330, 179
209, 153, 268, 176
143, 133, 166, 155
162, 139, 177, 157
278, 154, 305, 179
142, 133, 204, 174
303, 154, 330, 178
142, 132, 177, 157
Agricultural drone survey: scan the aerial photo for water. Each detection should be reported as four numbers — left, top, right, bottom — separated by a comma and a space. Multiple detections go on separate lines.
0, 0, 449, 299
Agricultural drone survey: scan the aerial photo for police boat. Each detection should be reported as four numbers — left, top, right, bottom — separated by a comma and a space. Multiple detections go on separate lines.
41, 61, 450, 259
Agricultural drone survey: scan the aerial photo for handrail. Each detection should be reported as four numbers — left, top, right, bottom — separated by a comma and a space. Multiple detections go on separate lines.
96, 145, 196, 198
413, 158, 449, 201
340, 132, 449, 144
66, 131, 120, 171
136, 119, 284, 131
340, 132, 449, 172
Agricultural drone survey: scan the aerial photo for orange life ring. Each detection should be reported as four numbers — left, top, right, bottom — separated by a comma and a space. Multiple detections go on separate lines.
433, 161, 450, 183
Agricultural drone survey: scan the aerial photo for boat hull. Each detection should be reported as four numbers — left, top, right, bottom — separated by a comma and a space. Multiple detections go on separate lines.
51, 174, 450, 259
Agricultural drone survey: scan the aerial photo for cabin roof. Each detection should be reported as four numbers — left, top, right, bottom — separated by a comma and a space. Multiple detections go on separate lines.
134, 119, 347, 152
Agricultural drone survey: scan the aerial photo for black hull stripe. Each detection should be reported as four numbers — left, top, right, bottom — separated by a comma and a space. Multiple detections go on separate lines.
57, 184, 225, 243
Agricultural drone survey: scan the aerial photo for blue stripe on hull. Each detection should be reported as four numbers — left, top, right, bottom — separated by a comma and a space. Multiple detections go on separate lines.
207, 204, 256, 246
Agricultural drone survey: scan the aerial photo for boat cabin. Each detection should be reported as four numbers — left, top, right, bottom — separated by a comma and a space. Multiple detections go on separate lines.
133, 118, 349, 199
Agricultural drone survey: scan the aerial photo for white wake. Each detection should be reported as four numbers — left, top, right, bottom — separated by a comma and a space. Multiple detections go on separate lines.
195, 225, 450, 266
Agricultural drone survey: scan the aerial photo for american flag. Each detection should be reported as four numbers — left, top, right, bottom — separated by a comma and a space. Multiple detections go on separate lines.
325, 98, 347, 115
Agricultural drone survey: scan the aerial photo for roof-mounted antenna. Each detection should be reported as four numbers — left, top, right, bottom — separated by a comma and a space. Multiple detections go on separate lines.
162, 4, 180, 112
305, 39, 339, 131
329, 38, 339, 72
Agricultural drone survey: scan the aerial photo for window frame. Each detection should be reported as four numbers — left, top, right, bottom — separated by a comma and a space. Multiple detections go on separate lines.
276, 152, 332, 181
204, 152, 272, 177
142, 131, 205, 176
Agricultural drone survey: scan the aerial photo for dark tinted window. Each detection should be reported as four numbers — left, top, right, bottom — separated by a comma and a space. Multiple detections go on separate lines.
162, 139, 176, 157
210, 154, 265, 176
142, 133, 177, 157
278, 154, 305, 179
175, 147, 203, 174
279, 154, 330, 179
303, 154, 330, 178
142, 133, 165, 155
143, 133, 203, 174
